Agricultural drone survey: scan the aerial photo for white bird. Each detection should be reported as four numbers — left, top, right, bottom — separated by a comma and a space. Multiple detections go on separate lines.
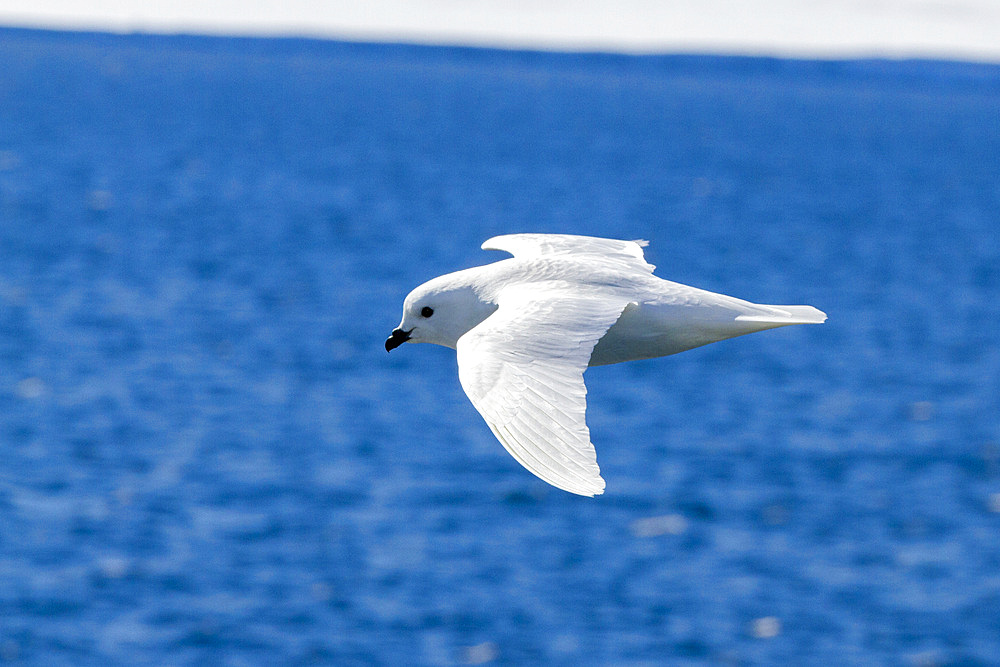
386, 233, 826, 496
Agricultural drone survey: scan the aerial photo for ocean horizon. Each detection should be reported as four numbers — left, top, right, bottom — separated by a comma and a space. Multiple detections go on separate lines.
1, 27, 998, 665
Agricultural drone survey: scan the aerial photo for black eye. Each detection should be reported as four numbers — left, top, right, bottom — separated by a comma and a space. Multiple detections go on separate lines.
421, 306, 434, 318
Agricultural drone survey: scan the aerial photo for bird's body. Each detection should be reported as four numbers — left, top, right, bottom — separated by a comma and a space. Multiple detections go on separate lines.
387, 234, 826, 496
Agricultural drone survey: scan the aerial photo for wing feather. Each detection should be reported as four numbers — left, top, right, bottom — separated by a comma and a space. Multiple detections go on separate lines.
456, 284, 629, 496
482, 233, 655, 274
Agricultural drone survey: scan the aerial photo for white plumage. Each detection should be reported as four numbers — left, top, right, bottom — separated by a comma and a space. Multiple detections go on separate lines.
387, 233, 826, 496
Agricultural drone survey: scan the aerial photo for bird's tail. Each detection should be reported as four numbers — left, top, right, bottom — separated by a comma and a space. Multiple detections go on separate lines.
735, 305, 827, 325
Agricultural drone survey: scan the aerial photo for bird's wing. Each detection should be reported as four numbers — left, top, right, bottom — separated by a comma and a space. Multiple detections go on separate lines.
482, 233, 655, 274
456, 283, 630, 496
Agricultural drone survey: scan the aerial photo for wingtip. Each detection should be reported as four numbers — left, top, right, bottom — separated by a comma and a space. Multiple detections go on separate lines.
550, 473, 607, 497
579, 477, 606, 497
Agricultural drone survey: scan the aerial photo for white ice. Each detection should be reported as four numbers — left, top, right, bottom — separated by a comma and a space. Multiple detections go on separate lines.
1, 1, 999, 63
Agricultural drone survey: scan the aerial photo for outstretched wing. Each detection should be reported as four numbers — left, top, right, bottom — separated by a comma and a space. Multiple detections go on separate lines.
456, 283, 630, 496
482, 233, 655, 274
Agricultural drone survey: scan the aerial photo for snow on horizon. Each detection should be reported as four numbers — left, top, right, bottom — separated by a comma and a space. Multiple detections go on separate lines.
1, 0, 999, 62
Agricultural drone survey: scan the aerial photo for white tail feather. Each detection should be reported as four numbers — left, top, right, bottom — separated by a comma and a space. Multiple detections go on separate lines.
736, 305, 827, 324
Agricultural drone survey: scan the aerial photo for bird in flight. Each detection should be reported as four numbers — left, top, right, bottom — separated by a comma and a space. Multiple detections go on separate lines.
386, 233, 826, 496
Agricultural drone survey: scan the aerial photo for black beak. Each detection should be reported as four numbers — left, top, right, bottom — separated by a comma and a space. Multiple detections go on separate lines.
385, 328, 411, 352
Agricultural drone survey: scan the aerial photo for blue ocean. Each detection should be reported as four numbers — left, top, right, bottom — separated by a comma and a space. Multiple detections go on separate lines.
1, 27, 999, 665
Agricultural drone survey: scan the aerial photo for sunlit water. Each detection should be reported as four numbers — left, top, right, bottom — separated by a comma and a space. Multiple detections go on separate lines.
1, 28, 999, 665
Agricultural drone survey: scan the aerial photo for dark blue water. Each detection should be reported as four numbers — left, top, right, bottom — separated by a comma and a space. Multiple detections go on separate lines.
1, 27, 999, 665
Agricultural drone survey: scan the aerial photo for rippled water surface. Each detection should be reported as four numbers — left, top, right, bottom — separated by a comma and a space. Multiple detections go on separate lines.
1, 28, 999, 665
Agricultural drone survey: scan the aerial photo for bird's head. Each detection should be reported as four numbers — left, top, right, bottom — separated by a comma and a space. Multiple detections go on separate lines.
386, 269, 498, 352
